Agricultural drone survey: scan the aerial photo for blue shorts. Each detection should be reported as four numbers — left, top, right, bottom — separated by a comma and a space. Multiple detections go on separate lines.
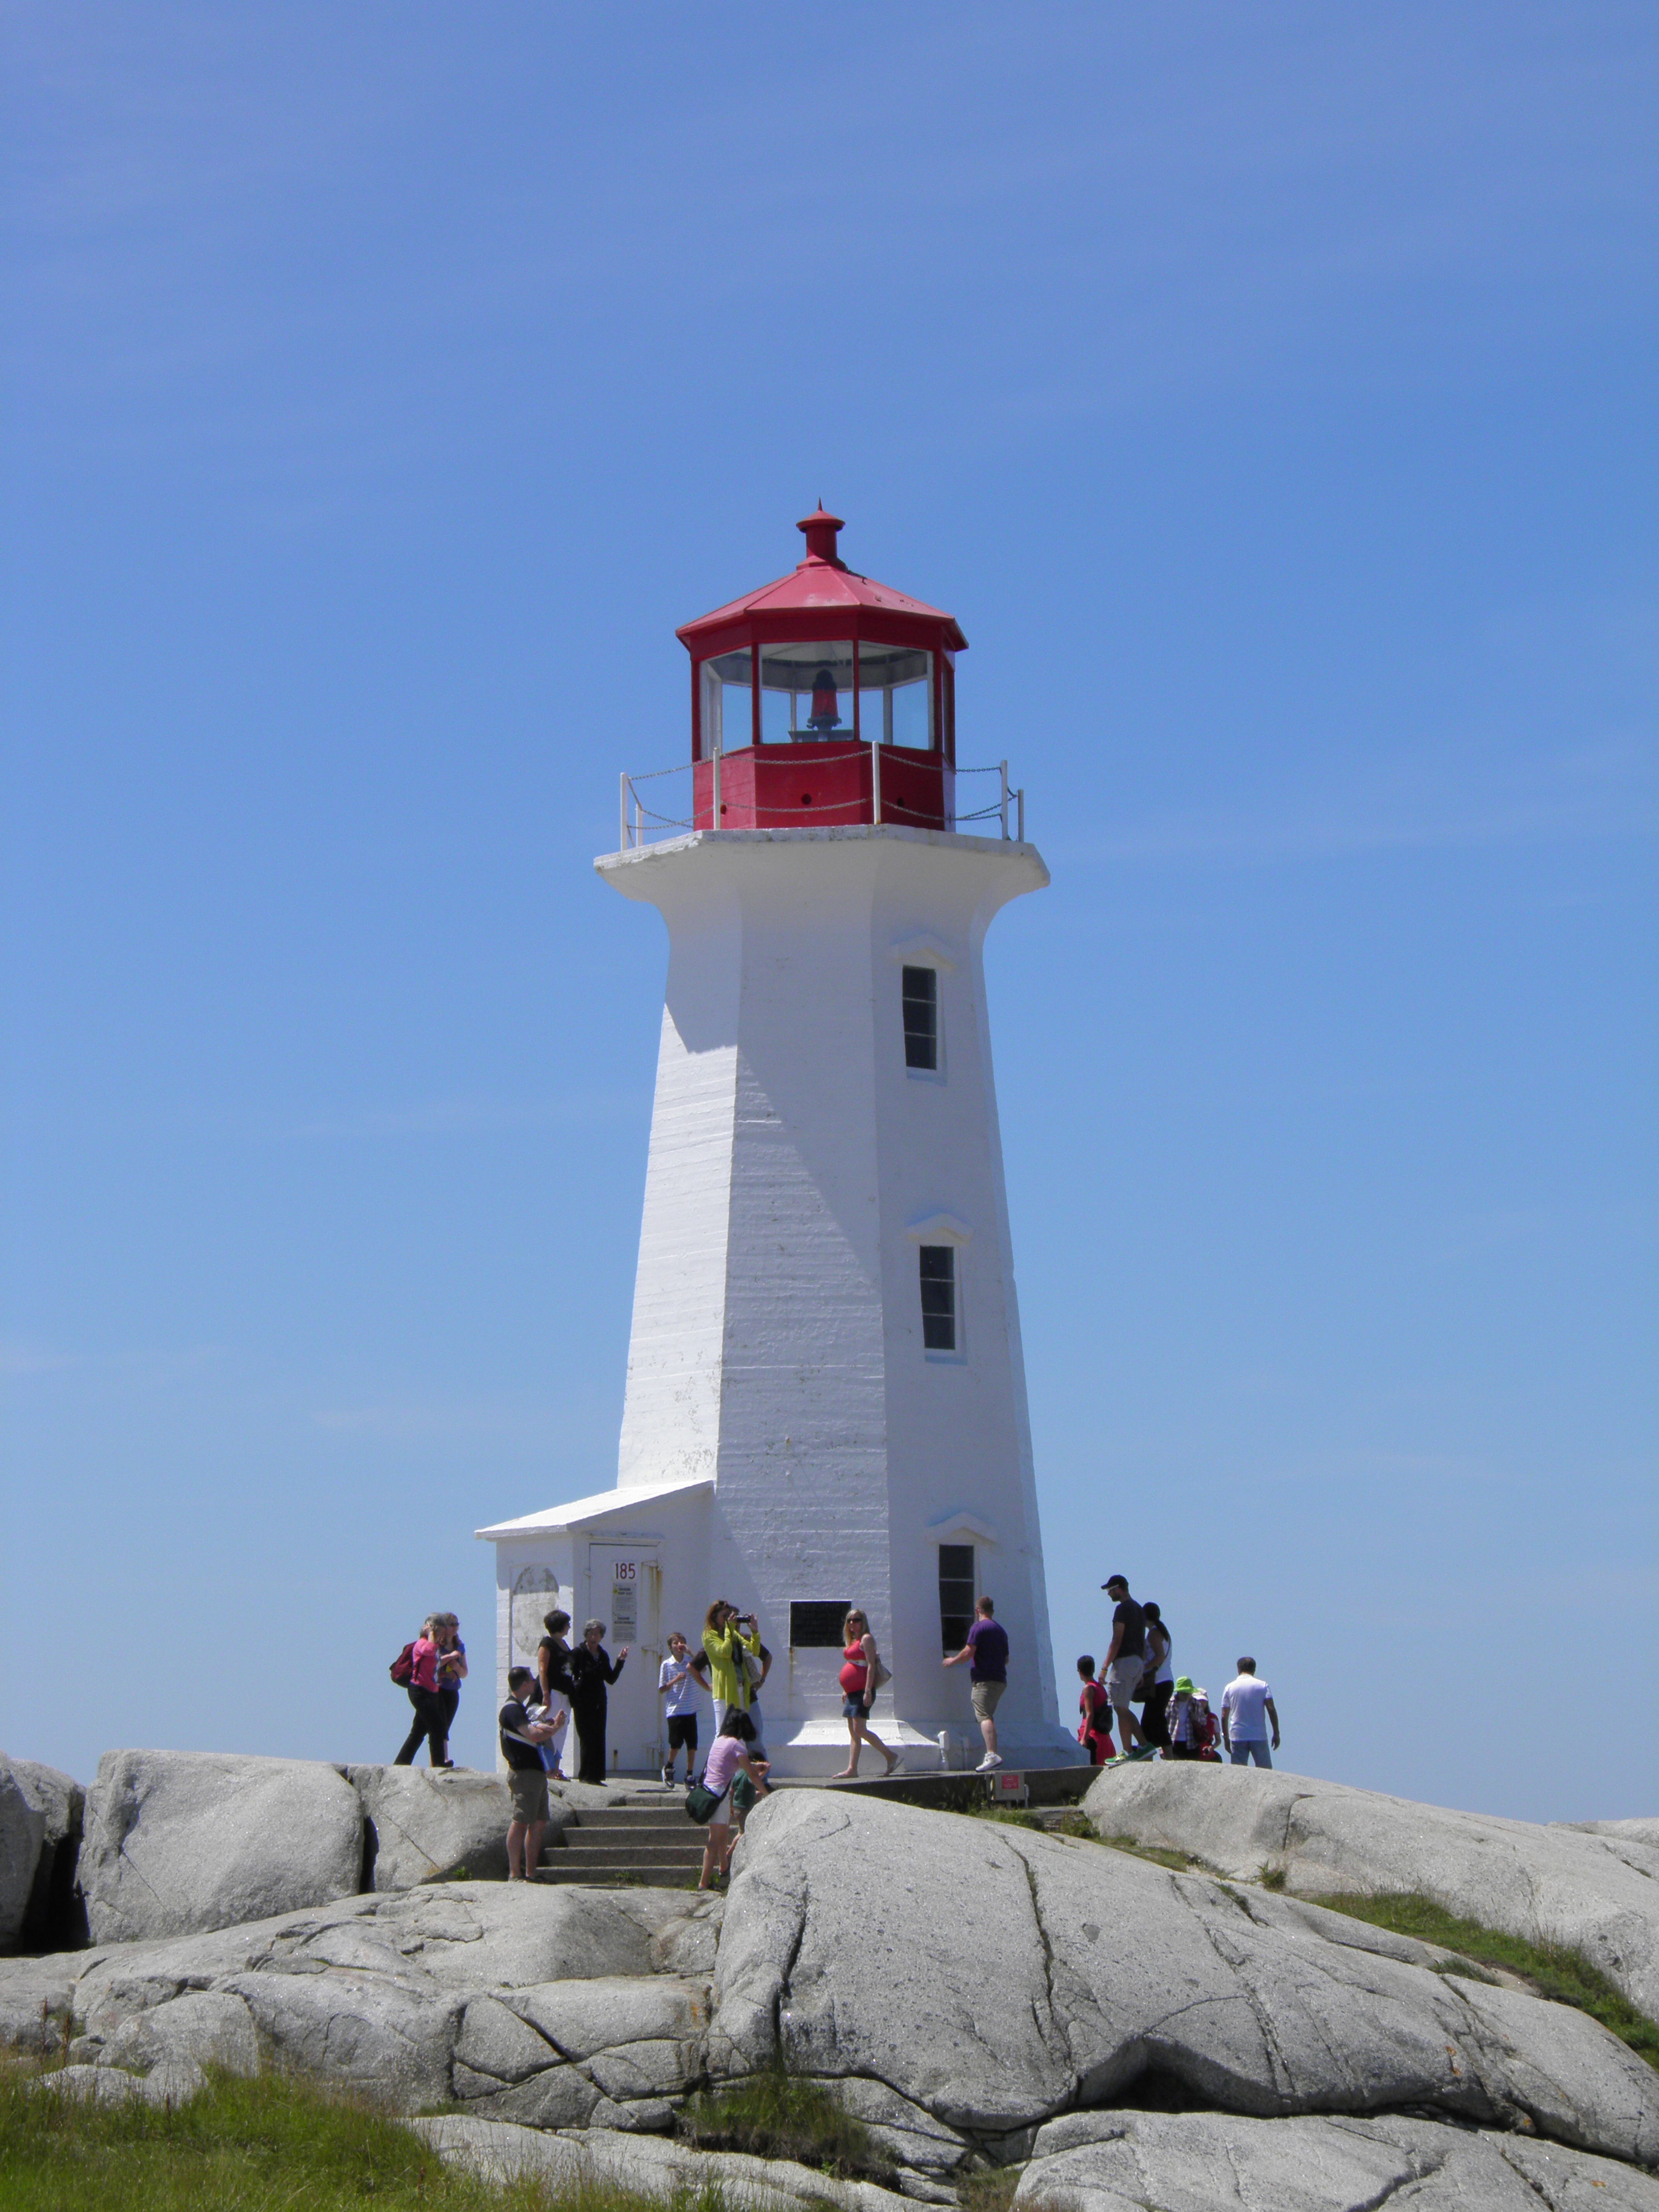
843, 1693, 870, 1719
1230, 1739, 1272, 1767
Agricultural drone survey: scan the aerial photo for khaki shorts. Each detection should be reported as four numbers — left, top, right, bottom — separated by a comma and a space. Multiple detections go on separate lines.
509, 1768, 549, 1825
971, 1679, 1005, 1721
1106, 1657, 1144, 1702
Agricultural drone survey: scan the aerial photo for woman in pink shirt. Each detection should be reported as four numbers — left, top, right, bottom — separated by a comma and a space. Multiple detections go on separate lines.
697, 1711, 769, 1890
394, 1614, 450, 1767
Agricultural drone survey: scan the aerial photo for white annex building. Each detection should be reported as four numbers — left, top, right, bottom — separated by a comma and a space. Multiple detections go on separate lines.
480, 510, 1077, 1775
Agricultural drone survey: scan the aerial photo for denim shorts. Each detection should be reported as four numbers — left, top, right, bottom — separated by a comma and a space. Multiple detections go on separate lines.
842, 1693, 870, 1719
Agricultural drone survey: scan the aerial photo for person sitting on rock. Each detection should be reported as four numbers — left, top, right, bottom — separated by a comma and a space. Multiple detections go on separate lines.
499, 1666, 564, 1880
697, 1710, 769, 1890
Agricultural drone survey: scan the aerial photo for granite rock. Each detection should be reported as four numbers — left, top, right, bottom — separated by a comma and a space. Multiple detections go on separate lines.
1016, 2108, 1659, 2212
712, 1792, 1659, 2166
0, 1756, 84, 1951
80, 1751, 363, 1943
349, 1764, 571, 1890
411, 2115, 915, 2212
1083, 1762, 1659, 2023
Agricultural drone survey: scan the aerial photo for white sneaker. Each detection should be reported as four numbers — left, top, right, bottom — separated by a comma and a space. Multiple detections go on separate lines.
662, 1765, 674, 1786
977, 1753, 1004, 1772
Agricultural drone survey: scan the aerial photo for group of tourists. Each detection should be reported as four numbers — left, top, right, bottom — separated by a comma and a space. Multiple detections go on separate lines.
1075, 1573, 1283, 1770
390, 1613, 468, 1769
392, 1574, 1282, 1890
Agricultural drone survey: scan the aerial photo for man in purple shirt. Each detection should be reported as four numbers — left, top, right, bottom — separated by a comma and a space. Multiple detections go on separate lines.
944, 1593, 1010, 1772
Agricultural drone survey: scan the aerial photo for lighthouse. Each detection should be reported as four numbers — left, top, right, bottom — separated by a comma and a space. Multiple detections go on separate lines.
480, 511, 1076, 1775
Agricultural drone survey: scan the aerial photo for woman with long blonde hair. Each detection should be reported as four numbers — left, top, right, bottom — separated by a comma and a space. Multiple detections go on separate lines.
832, 1608, 901, 1780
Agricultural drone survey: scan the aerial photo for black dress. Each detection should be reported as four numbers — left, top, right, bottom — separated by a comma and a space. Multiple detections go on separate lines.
568, 1643, 625, 1783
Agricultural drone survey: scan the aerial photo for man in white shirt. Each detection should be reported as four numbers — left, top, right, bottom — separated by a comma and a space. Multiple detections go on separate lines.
658, 1631, 703, 1785
1220, 1657, 1280, 1768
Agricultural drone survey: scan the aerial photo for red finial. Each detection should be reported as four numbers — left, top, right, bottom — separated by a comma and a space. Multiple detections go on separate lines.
796, 506, 845, 567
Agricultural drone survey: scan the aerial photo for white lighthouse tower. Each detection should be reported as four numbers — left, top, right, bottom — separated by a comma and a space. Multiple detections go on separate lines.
481, 510, 1076, 1775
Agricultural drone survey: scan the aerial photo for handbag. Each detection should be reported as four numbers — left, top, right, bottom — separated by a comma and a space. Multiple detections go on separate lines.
684, 1781, 722, 1825
869, 1652, 892, 1692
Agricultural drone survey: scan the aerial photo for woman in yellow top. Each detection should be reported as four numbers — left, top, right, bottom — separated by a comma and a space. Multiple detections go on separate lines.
701, 1599, 762, 1733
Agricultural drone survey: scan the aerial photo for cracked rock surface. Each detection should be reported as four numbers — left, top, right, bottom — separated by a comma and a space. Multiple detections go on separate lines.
1015, 2110, 1659, 2211
711, 1793, 1659, 2168
0, 1879, 722, 2122
80, 1751, 364, 1943
1084, 1763, 1659, 2025
5, 1784, 1658, 2210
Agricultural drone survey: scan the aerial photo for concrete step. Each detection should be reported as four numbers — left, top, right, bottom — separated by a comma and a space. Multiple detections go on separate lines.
568, 1813, 691, 1834
547, 1841, 705, 1867
532, 1863, 703, 1888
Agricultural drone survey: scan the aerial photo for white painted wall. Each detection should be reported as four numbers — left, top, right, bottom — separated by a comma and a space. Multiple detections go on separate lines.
590, 825, 1074, 1771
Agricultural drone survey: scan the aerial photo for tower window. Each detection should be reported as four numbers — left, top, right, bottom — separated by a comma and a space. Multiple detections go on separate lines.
789, 1601, 851, 1649
902, 966, 938, 1070
939, 1544, 975, 1655
919, 1244, 957, 1351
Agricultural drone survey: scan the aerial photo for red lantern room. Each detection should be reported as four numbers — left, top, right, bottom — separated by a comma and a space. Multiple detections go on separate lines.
676, 509, 966, 832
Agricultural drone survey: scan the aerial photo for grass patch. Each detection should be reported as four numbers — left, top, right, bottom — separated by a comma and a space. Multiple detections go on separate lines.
1099, 1834, 1201, 1874
1307, 1893, 1659, 2070
1258, 1865, 1286, 1892
0, 2058, 707, 2212
957, 2162, 1021, 2212
677, 2065, 891, 2180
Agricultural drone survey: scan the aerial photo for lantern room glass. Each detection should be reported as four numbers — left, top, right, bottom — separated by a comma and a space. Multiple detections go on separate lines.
750, 639, 936, 747
700, 648, 753, 754
857, 642, 934, 751
757, 640, 856, 743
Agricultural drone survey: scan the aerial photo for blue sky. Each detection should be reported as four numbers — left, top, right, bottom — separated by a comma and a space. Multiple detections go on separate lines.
4, 4, 1653, 1820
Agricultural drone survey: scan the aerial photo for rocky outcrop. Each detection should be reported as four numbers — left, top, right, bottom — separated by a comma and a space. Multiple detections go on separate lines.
0, 1757, 84, 1951
1082, 1762, 1659, 2023
711, 1793, 1659, 2167
413, 2116, 916, 2212
1015, 2109, 1659, 2211
80, 1750, 363, 1942
5, 1781, 1659, 2207
0, 1879, 723, 2128
346, 1764, 559, 1890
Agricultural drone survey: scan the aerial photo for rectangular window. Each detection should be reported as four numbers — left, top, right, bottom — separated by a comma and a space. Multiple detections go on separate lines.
939, 1544, 975, 1655
789, 1601, 851, 1649
902, 966, 938, 1070
919, 1244, 957, 1351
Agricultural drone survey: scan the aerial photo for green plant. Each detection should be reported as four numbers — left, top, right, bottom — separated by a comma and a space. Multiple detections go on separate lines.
1306, 1893, 1659, 2070
677, 2064, 891, 2180
0, 2059, 714, 2212
1259, 1865, 1286, 1892
1056, 1810, 1094, 1839
1099, 1834, 1201, 1874
956, 2160, 1022, 2212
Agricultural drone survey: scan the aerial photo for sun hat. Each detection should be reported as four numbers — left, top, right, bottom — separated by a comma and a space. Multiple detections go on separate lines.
1174, 1676, 1195, 1695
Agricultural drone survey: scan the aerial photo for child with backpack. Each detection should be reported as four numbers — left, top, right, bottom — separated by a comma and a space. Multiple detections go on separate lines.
1076, 1655, 1116, 1764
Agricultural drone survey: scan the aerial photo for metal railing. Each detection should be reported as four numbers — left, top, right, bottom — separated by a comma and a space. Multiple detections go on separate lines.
617, 755, 1026, 852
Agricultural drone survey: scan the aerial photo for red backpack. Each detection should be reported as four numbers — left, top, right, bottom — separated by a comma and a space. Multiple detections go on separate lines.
390, 1641, 417, 1688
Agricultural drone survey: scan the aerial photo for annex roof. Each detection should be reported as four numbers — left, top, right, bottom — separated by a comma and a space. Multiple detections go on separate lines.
474, 1473, 712, 1542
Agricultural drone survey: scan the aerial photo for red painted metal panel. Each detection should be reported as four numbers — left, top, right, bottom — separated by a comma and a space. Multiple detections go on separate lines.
692, 745, 951, 833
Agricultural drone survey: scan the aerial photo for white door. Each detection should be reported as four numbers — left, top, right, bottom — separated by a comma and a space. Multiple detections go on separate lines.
585, 1544, 662, 1774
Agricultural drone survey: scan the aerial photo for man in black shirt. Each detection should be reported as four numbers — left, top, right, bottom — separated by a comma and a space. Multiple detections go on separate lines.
1100, 1574, 1149, 1757
500, 1665, 562, 1880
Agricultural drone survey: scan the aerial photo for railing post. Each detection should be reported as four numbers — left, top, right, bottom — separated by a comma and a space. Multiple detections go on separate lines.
1017, 788, 1026, 842
871, 731, 882, 825
999, 760, 1010, 840
620, 772, 629, 852
712, 738, 721, 831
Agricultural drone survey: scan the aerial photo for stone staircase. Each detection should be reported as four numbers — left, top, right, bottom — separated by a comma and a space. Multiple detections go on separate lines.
538, 1787, 707, 1886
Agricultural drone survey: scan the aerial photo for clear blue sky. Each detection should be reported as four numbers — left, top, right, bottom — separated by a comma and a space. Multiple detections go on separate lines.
5, 5, 1653, 1821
